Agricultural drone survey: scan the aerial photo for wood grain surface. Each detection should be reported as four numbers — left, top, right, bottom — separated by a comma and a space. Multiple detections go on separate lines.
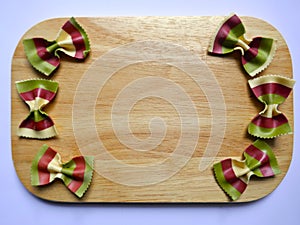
11, 16, 294, 203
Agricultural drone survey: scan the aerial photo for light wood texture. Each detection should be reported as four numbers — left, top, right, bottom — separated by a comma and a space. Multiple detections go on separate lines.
11, 16, 294, 203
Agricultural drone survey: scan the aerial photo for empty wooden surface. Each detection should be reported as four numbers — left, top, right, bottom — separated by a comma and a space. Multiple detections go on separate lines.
11, 16, 294, 202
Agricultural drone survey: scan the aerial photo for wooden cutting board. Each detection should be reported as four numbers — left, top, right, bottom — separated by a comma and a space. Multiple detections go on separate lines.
11, 16, 294, 203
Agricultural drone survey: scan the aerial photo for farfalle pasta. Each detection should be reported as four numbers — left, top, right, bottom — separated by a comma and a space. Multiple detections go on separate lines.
23, 17, 90, 76
213, 140, 281, 200
248, 75, 295, 138
16, 79, 58, 139
31, 144, 94, 198
208, 14, 276, 77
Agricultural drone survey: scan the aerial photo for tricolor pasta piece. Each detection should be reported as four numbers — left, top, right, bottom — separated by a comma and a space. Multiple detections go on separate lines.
213, 139, 280, 201
248, 75, 295, 138
208, 14, 276, 77
16, 79, 58, 139
23, 17, 90, 76
31, 144, 94, 198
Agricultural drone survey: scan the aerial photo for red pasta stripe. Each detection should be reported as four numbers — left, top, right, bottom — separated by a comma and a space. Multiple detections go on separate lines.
251, 114, 288, 129
67, 157, 86, 193
245, 145, 274, 177
62, 21, 86, 59
19, 88, 56, 102
212, 14, 242, 53
251, 83, 292, 98
37, 147, 57, 185
19, 117, 54, 130
245, 144, 269, 164
241, 37, 260, 65
32, 38, 60, 67
259, 163, 275, 177
221, 159, 247, 194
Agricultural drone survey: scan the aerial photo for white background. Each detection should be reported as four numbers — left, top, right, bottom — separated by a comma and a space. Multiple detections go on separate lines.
1, 0, 299, 224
